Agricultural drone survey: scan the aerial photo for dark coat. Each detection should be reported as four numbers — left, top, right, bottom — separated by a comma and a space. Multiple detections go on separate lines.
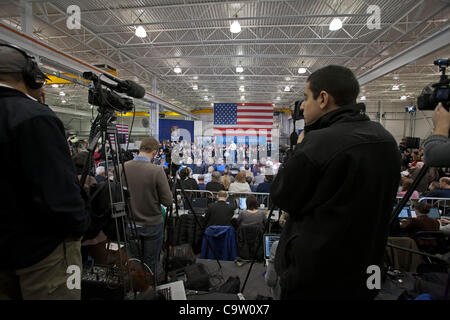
204, 200, 235, 228
271, 103, 401, 300
0, 86, 89, 269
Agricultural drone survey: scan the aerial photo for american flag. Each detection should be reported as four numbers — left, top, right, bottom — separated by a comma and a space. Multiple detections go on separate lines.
109, 123, 129, 145
213, 103, 273, 142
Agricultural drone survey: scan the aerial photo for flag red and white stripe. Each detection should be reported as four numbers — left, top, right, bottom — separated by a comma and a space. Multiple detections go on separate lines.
110, 123, 129, 144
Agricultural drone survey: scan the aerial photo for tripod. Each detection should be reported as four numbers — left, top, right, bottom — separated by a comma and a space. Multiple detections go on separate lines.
80, 109, 147, 296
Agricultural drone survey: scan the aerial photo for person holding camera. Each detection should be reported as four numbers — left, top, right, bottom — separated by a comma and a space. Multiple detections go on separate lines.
424, 102, 450, 167
270, 65, 400, 300
0, 45, 90, 299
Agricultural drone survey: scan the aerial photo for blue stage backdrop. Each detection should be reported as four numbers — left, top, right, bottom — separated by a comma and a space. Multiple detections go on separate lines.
159, 119, 194, 143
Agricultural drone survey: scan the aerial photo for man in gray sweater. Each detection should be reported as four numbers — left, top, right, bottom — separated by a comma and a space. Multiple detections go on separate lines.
124, 137, 173, 280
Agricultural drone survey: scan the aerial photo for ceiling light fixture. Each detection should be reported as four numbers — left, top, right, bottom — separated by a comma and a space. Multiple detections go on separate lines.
360, 96, 366, 101
240, 96, 245, 100
236, 64, 244, 73
135, 25, 147, 38
392, 85, 399, 91
193, 84, 198, 90
174, 65, 182, 74
329, 18, 343, 31
240, 76, 244, 80
59, 91, 66, 96
61, 100, 66, 103
298, 67, 307, 74
51, 84, 59, 88
284, 86, 290, 92
230, 15, 241, 33
239, 86, 245, 92
400, 95, 407, 100
276, 96, 281, 100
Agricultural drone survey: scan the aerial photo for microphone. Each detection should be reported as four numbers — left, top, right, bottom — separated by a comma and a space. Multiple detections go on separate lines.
102, 73, 146, 99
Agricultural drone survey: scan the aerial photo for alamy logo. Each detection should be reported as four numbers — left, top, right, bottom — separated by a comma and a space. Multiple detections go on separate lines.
66, 5, 81, 30
66, 265, 81, 290
366, 265, 381, 290
367, 5, 381, 30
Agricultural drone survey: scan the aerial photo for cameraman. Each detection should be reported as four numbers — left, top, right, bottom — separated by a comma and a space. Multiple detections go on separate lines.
0, 45, 89, 299
270, 65, 400, 300
424, 103, 450, 167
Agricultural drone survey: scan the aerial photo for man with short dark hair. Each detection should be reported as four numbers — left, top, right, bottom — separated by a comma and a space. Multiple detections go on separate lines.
204, 191, 235, 228
124, 137, 173, 279
0, 45, 90, 299
256, 175, 273, 193
271, 65, 400, 300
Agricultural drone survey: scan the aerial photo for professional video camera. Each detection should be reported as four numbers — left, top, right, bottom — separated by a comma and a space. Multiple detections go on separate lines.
83, 71, 145, 113
417, 58, 449, 111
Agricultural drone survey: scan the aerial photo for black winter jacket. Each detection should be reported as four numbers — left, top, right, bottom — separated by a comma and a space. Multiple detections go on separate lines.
271, 103, 400, 299
0, 86, 89, 269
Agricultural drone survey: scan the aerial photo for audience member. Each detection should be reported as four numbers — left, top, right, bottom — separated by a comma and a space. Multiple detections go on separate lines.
229, 171, 251, 193
221, 174, 231, 191
246, 176, 257, 192
428, 181, 441, 192
256, 175, 273, 193
424, 177, 450, 198
95, 166, 107, 183
204, 191, 235, 228
179, 167, 199, 190
237, 195, 266, 228
401, 202, 439, 239
206, 171, 225, 192
197, 175, 206, 190
397, 178, 420, 200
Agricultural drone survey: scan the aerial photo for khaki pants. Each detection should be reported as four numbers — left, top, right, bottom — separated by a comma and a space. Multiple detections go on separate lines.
0, 239, 82, 300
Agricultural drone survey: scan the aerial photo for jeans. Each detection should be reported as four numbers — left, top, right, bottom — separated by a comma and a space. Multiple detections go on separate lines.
127, 222, 164, 279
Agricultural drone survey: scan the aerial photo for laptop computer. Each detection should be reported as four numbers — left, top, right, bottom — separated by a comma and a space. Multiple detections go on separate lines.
396, 206, 412, 219
190, 197, 208, 214
263, 234, 280, 265
156, 280, 187, 300
428, 207, 441, 219
239, 197, 247, 210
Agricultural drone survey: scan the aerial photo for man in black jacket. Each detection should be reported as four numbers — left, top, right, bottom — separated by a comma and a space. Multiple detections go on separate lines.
271, 65, 400, 300
204, 191, 236, 228
0, 45, 89, 299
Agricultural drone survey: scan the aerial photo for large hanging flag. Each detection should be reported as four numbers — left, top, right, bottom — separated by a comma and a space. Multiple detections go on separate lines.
109, 123, 129, 145
213, 103, 274, 143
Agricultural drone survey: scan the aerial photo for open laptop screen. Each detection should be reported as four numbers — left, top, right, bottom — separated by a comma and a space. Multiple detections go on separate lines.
263, 234, 280, 260
239, 197, 247, 210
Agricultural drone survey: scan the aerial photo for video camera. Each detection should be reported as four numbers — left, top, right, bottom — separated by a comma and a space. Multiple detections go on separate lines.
83, 72, 146, 113
292, 100, 304, 121
417, 58, 449, 111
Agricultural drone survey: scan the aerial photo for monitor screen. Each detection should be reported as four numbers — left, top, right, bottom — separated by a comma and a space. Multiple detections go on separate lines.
428, 207, 440, 219
397, 206, 411, 218
264, 234, 280, 260
239, 197, 247, 210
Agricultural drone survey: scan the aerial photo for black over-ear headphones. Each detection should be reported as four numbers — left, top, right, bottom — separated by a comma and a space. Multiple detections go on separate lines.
0, 43, 46, 89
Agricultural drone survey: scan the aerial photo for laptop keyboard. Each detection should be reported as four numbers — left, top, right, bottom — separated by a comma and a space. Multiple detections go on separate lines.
158, 287, 172, 300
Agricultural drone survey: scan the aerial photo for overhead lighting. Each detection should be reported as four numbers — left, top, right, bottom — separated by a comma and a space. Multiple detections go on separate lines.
51, 84, 59, 88
193, 84, 198, 90
204, 96, 209, 100
276, 96, 281, 100
230, 19, 241, 33
329, 18, 343, 31
298, 67, 307, 74
360, 96, 366, 101
174, 65, 182, 74
90, 105, 94, 109
193, 76, 198, 80
59, 91, 66, 96
284, 86, 291, 92
61, 100, 66, 104
239, 86, 245, 92
236, 65, 244, 73
135, 26, 147, 38
392, 85, 399, 91
400, 95, 407, 100
239, 76, 244, 80
240, 96, 245, 100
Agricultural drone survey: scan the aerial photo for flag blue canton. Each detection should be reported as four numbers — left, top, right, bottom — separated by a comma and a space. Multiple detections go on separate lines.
214, 103, 237, 125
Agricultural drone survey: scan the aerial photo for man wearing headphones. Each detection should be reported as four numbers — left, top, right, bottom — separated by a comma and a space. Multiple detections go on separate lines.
0, 44, 90, 299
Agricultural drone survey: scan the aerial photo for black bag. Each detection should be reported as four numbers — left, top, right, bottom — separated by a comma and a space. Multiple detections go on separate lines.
167, 243, 196, 271
83, 181, 124, 241
217, 276, 240, 294
184, 263, 211, 291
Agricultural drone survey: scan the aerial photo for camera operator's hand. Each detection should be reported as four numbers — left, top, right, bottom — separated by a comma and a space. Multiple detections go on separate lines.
432, 102, 450, 137
297, 130, 305, 144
